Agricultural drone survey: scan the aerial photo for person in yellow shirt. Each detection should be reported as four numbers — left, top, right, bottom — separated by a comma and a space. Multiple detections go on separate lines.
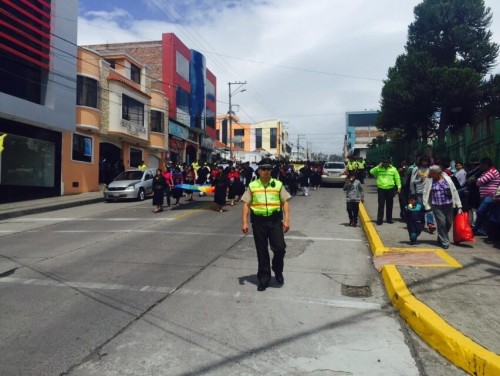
370, 158, 402, 225
138, 161, 147, 171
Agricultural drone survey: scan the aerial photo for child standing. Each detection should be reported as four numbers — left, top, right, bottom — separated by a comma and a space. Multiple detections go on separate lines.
343, 174, 364, 227
405, 194, 425, 245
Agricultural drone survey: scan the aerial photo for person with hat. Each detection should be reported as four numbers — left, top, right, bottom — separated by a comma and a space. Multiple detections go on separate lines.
241, 158, 291, 291
370, 158, 401, 225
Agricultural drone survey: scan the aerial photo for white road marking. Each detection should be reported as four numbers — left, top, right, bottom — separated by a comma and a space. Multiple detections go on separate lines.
0, 277, 380, 310
0, 277, 171, 293
15, 229, 362, 242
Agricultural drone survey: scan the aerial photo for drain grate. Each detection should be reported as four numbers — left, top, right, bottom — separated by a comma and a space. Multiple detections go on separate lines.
341, 284, 372, 298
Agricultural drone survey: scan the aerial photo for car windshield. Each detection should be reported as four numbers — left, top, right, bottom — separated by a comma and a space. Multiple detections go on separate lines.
324, 163, 345, 169
115, 171, 143, 181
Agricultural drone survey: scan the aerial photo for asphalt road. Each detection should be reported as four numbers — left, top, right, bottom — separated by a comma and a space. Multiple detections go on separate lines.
0, 188, 422, 375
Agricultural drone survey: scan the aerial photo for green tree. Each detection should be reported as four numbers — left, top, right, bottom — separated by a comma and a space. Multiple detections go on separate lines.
378, 0, 499, 140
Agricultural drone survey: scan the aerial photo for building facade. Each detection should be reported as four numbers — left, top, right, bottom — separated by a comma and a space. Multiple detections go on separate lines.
253, 120, 289, 158
84, 33, 217, 165
61, 47, 169, 194
0, 0, 78, 203
344, 111, 384, 159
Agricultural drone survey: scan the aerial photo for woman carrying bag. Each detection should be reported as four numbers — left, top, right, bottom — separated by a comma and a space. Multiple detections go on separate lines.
422, 165, 463, 249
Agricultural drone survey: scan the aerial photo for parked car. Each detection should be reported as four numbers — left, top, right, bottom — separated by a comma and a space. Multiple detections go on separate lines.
103, 168, 155, 201
321, 162, 347, 185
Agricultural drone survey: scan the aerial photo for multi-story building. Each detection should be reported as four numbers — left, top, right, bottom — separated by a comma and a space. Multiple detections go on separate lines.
61, 47, 169, 194
344, 111, 384, 159
253, 120, 289, 158
84, 33, 217, 165
215, 117, 290, 162
0, 0, 78, 203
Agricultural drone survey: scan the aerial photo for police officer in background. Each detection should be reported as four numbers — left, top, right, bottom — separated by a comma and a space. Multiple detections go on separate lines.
356, 157, 366, 184
241, 158, 291, 291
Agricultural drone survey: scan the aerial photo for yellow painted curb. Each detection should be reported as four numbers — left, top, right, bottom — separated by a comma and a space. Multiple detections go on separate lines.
382, 265, 500, 376
358, 203, 386, 256
359, 202, 500, 375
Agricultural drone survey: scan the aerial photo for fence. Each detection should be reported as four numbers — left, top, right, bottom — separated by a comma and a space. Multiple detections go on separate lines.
366, 118, 500, 167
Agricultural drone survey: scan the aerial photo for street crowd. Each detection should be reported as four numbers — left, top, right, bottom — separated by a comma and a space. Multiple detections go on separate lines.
346, 154, 500, 248
148, 160, 325, 214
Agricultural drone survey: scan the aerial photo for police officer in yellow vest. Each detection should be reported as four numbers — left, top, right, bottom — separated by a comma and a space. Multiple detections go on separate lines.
356, 157, 366, 184
346, 155, 358, 177
242, 158, 291, 291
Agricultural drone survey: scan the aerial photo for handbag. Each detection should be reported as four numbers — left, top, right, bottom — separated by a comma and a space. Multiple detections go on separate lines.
453, 211, 475, 244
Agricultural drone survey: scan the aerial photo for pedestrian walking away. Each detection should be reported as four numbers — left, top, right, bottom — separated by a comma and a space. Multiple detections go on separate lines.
241, 158, 291, 292
370, 158, 401, 225
152, 168, 167, 213
422, 165, 463, 249
343, 174, 364, 227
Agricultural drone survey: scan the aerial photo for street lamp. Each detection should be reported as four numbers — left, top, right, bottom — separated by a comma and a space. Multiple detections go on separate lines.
228, 81, 247, 160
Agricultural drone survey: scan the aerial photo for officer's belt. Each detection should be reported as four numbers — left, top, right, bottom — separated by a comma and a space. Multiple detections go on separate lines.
251, 211, 282, 222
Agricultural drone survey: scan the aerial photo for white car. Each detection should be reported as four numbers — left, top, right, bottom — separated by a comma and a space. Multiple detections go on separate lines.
103, 168, 155, 201
321, 162, 347, 185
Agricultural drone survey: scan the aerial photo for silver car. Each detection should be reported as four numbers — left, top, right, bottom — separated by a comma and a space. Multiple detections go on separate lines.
103, 169, 155, 201
321, 162, 347, 185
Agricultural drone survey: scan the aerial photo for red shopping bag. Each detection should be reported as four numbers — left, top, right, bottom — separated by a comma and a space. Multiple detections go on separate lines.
453, 212, 475, 244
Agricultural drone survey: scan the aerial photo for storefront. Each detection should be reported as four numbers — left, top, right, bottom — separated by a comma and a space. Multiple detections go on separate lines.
200, 135, 215, 163
168, 120, 190, 164
0, 119, 62, 203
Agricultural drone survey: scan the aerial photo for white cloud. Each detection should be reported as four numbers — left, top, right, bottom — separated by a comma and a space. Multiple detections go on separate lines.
78, 0, 500, 154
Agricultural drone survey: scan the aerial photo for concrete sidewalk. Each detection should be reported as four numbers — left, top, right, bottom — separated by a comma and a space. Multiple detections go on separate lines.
360, 180, 500, 376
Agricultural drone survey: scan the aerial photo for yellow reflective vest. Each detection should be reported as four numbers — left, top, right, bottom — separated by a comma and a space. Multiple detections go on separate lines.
248, 178, 283, 217
347, 160, 357, 171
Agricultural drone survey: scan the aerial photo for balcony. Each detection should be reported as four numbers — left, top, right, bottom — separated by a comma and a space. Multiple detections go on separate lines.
120, 119, 147, 137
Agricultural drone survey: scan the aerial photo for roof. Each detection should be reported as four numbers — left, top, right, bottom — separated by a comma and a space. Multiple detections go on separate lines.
108, 70, 151, 98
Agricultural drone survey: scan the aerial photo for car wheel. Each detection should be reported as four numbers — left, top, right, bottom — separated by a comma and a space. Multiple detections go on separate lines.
137, 188, 146, 201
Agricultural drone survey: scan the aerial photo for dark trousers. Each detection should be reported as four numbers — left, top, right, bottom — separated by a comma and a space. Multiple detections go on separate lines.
164, 186, 171, 206
252, 219, 286, 285
377, 187, 396, 222
346, 201, 360, 223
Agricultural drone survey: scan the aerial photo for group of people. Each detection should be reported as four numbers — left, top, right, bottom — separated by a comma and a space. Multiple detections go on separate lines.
361, 155, 500, 248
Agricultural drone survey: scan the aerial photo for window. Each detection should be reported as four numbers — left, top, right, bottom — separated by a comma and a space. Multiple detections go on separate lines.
256, 128, 262, 149
176, 51, 190, 82
234, 129, 244, 149
0, 1, 50, 104
130, 64, 141, 84
206, 80, 215, 102
270, 128, 277, 149
129, 147, 143, 168
206, 108, 215, 129
77, 75, 99, 108
72, 134, 92, 163
0, 132, 55, 187
106, 59, 116, 69
122, 95, 144, 127
221, 119, 228, 144
150, 110, 164, 133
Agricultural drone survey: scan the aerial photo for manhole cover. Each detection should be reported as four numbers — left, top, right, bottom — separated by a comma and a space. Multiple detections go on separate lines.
341, 284, 372, 298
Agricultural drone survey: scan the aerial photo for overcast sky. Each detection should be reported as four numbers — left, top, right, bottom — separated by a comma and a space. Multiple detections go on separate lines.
77, 0, 500, 155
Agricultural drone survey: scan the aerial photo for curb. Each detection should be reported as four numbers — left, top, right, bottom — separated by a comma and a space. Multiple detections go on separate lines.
0, 197, 104, 221
358, 203, 386, 256
359, 203, 500, 376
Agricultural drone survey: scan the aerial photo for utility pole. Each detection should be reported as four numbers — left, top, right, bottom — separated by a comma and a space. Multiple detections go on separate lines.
296, 134, 305, 161
228, 81, 247, 161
